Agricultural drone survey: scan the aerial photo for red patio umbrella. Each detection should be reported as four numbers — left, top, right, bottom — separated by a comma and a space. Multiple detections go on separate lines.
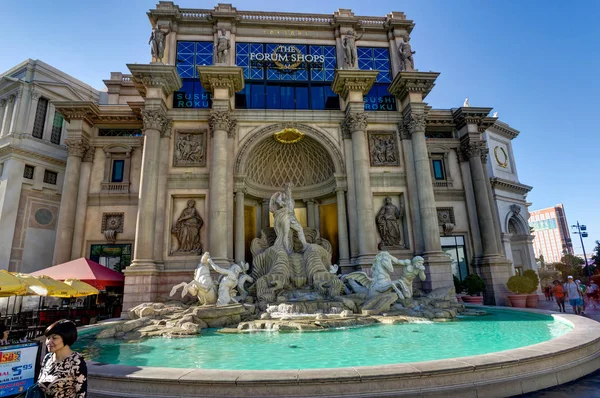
30, 258, 124, 290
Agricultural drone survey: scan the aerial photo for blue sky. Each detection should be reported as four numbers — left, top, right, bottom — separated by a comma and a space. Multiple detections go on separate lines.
1, 0, 599, 257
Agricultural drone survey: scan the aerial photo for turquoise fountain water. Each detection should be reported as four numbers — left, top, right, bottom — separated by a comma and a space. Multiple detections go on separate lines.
74, 308, 571, 370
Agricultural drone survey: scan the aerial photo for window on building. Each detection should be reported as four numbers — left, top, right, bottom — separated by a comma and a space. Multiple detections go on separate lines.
441, 236, 469, 281
90, 244, 131, 273
432, 158, 445, 180
174, 41, 214, 109
32, 98, 49, 139
357, 47, 396, 112
50, 112, 64, 144
23, 165, 34, 179
43, 170, 58, 185
111, 160, 125, 182
98, 129, 143, 137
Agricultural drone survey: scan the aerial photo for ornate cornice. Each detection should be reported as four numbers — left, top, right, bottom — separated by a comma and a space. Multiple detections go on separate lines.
388, 71, 439, 101
341, 112, 368, 138
64, 138, 90, 158
331, 70, 378, 100
141, 109, 170, 134
0, 146, 66, 167
54, 102, 101, 126
489, 121, 520, 140
452, 107, 493, 131
197, 66, 245, 97
490, 177, 533, 195
209, 110, 236, 138
127, 64, 182, 98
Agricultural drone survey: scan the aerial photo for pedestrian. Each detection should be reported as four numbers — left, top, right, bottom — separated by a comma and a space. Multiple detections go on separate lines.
577, 279, 587, 311
564, 276, 584, 315
37, 319, 87, 397
0, 320, 8, 345
586, 280, 598, 310
552, 280, 566, 312
543, 285, 552, 301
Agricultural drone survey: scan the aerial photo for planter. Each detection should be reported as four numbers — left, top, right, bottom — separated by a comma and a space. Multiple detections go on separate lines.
461, 295, 484, 305
526, 294, 539, 308
508, 294, 528, 308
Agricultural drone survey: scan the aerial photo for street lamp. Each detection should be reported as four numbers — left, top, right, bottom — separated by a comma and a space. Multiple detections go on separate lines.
571, 221, 590, 277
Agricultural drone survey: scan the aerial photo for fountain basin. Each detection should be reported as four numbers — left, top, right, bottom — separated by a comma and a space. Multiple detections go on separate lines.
82, 308, 600, 397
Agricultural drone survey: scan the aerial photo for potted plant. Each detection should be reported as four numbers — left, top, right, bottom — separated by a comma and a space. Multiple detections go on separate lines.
461, 274, 486, 304
523, 269, 540, 308
506, 275, 535, 308
453, 275, 465, 301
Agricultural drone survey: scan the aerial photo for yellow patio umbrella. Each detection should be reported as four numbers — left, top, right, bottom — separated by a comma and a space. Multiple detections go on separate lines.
32, 276, 79, 298
11, 273, 51, 296
0, 270, 27, 297
63, 279, 99, 297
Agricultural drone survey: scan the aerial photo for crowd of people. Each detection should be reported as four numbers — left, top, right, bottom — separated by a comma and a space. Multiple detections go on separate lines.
545, 276, 599, 315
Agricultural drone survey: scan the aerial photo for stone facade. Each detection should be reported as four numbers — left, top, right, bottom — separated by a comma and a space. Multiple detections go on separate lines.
0, 3, 537, 309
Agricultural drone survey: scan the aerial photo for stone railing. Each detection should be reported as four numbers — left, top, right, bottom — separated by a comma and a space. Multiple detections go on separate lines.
179, 9, 210, 19
101, 182, 130, 194
239, 12, 331, 23
360, 17, 386, 25
121, 75, 132, 82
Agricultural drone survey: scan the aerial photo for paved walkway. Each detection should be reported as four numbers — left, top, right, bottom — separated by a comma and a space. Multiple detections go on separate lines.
510, 297, 600, 397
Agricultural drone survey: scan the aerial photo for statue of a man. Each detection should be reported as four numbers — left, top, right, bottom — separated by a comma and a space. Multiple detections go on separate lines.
341, 29, 364, 69
149, 25, 170, 62
216, 28, 230, 64
376, 196, 404, 249
270, 183, 308, 254
398, 39, 415, 71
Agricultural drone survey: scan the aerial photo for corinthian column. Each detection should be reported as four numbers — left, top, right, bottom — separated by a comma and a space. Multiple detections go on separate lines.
235, 190, 245, 263
336, 188, 351, 270
53, 138, 89, 265
1, 95, 16, 137
0, 99, 6, 135
71, 147, 95, 259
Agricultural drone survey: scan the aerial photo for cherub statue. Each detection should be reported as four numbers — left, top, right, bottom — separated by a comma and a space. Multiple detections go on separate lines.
169, 252, 217, 305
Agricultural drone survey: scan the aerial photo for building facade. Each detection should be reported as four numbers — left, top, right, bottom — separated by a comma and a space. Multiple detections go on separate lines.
1, 2, 539, 309
529, 204, 573, 264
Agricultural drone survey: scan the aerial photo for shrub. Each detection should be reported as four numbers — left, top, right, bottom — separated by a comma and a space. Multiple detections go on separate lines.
463, 273, 486, 296
523, 269, 539, 292
506, 275, 536, 294
453, 275, 464, 294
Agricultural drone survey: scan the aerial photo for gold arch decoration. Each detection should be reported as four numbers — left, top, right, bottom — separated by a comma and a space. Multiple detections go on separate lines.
274, 128, 305, 144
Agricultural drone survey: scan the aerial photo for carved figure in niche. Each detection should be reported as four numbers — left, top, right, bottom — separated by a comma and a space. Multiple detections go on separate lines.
398, 38, 416, 71
369, 134, 398, 166
269, 183, 308, 254
174, 133, 205, 166
149, 24, 170, 62
171, 200, 204, 254
202, 253, 248, 306
169, 252, 217, 305
215, 28, 231, 64
376, 196, 404, 249
341, 28, 364, 69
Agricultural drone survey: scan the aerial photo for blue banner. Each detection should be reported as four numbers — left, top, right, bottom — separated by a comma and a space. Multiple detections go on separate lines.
0, 342, 39, 397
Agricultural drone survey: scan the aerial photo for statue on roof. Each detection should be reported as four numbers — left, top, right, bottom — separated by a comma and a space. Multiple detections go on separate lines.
341, 28, 364, 69
149, 24, 171, 63
398, 38, 415, 71
215, 28, 231, 64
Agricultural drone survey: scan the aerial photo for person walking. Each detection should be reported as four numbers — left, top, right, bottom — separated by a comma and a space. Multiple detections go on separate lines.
552, 280, 566, 312
564, 276, 584, 315
37, 319, 87, 397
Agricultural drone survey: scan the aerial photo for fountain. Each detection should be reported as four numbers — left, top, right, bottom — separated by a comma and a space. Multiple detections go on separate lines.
77, 185, 600, 397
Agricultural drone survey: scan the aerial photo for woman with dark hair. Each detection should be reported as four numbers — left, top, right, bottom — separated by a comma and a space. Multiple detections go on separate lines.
37, 319, 87, 397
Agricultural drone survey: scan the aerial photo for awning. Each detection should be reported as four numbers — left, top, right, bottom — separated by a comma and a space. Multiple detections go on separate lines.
30, 258, 125, 290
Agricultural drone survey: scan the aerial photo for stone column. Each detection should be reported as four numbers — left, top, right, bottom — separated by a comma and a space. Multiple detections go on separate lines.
70, 147, 94, 259
398, 129, 424, 254
198, 66, 244, 266
153, 121, 173, 267
306, 199, 315, 228
0, 99, 6, 135
336, 188, 351, 270
388, 71, 453, 290
235, 190, 245, 263
24, 92, 41, 135
1, 95, 16, 137
53, 138, 89, 265
0, 158, 25, 270
332, 70, 380, 266
262, 199, 270, 231
342, 139, 359, 259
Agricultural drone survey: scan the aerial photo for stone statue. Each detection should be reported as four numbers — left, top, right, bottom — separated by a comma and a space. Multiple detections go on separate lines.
493, 111, 498, 118
396, 256, 426, 299
149, 25, 170, 62
175, 134, 204, 164
199, 254, 247, 306
398, 39, 415, 71
215, 28, 231, 64
171, 200, 203, 254
169, 252, 217, 305
376, 196, 404, 249
463, 98, 470, 107
236, 262, 254, 301
341, 29, 364, 69
269, 183, 308, 254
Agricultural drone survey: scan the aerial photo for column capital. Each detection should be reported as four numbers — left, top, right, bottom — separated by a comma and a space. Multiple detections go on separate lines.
209, 109, 236, 138
141, 108, 171, 135
341, 111, 368, 138
54, 102, 100, 126
197, 66, 245, 99
127, 63, 182, 98
64, 138, 90, 158
331, 69, 378, 101
388, 71, 439, 102
6, 94, 16, 104
459, 136, 487, 162
401, 111, 428, 138
0, 99, 5, 108
82, 146, 95, 163
30, 91, 41, 101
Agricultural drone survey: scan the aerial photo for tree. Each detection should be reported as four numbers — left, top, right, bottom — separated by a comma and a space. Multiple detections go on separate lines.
592, 240, 600, 266
553, 254, 585, 281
